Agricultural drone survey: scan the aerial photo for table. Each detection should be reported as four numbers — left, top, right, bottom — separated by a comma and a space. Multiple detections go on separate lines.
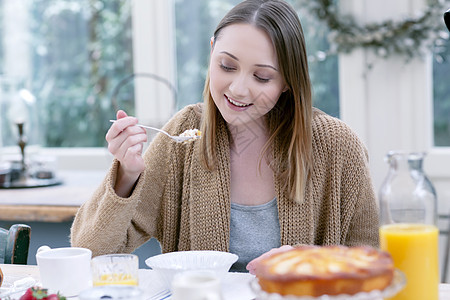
0, 264, 256, 300
0, 171, 105, 222
2, 264, 450, 299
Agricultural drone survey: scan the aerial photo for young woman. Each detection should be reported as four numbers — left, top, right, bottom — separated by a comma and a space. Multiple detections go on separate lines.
71, 0, 379, 273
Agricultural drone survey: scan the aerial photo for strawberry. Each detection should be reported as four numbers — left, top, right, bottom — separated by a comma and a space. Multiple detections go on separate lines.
19, 288, 34, 300
19, 287, 66, 300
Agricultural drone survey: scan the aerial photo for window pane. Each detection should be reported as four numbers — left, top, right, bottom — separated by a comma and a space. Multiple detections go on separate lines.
433, 38, 450, 147
290, 1, 340, 118
0, 0, 133, 148
174, 0, 240, 109
174, 0, 339, 117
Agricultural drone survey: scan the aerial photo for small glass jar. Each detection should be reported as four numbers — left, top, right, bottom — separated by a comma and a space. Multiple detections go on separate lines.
29, 155, 57, 179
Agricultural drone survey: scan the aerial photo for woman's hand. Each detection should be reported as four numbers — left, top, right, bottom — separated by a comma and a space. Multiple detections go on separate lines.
106, 110, 147, 197
246, 245, 294, 275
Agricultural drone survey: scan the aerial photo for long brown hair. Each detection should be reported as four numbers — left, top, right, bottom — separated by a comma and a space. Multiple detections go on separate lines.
200, 0, 313, 203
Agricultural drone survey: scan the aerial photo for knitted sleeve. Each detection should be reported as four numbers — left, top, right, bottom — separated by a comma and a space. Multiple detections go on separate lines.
310, 109, 379, 248
333, 120, 379, 248
340, 143, 380, 248
70, 105, 199, 256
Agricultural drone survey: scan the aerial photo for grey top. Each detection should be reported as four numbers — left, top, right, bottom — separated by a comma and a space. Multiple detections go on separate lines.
229, 198, 281, 272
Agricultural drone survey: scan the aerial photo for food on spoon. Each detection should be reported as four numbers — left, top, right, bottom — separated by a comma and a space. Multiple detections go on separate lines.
253, 245, 394, 297
179, 129, 202, 140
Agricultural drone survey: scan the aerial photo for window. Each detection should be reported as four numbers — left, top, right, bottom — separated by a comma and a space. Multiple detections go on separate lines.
0, 0, 133, 149
433, 37, 450, 147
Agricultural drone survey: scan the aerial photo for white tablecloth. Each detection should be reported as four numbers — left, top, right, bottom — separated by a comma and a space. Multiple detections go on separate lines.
139, 269, 256, 300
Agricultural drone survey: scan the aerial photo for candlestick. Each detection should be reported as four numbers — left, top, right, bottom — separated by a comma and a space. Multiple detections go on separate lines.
17, 122, 27, 172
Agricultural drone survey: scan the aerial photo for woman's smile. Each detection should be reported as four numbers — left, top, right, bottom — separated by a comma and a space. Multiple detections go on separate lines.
225, 94, 253, 110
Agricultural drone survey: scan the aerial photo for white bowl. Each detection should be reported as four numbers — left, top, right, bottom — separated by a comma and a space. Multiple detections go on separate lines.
145, 250, 238, 290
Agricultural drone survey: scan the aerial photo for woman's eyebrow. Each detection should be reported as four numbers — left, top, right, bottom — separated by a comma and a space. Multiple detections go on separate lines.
221, 51, 239, 61
255, 63, 278, 71
220, 51, 278, 71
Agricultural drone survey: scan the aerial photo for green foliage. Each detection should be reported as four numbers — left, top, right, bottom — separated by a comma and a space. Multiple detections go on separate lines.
27, 0, 134, 147
174, 0, 241, 109
298, 0, 450, 60
288, 0, 339, 117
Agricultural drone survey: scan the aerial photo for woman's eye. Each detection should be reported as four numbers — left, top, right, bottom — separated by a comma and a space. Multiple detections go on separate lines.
254, 75, 270, 83
220, 64, 235, 71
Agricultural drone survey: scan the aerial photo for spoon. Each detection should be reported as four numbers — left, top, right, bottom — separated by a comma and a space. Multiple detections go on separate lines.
109, 120, 199, 143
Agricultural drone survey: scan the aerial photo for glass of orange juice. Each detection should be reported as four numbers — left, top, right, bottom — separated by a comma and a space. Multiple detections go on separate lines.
380, 223, 438, 300
91, 254, 139, 286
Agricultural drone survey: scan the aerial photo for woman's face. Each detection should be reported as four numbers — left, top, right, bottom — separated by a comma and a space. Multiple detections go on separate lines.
209, 23, 287, 128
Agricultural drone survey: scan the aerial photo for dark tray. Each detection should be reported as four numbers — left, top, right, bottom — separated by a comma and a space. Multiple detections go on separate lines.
0, 177, 63, 189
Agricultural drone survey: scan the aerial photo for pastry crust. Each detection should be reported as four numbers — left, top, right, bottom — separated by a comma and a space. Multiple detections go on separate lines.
0, 265, 3, 287
254, 245, 394, 297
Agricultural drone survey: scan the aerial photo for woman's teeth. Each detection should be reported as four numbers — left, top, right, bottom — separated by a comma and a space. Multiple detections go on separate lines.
227, 96, 251, 107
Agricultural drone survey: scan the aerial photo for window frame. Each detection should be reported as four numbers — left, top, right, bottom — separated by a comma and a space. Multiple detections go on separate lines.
0, 0, 176, 171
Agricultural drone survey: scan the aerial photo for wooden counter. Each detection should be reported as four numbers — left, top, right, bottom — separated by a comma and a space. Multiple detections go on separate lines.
0, 170, 105, 222
0, 205, 79, 222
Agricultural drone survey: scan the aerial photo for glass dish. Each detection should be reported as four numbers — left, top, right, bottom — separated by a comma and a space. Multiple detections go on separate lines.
250, 269, 406, 300
145, 250, 238, 290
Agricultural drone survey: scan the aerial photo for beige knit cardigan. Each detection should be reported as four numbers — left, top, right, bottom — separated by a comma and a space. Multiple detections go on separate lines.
70, 104, 379, 257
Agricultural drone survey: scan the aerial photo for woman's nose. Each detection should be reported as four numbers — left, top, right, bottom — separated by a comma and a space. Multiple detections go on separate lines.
229, 73, 250, 98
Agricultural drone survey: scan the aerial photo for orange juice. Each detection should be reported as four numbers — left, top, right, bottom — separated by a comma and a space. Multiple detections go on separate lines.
93, 273, 138, 286
379, 223, 438, 300
91, 253, 139, 287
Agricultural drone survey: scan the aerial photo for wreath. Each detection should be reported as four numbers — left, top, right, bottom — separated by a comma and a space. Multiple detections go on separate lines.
298, 0, 450, 61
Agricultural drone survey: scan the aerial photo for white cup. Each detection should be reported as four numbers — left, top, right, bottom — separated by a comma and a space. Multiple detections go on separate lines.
36, 245, 92, 297
171, 270, 223, 300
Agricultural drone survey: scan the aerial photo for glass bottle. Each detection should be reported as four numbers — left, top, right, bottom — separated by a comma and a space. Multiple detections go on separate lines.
379, 151, 439, 300
379, 151, 437, 225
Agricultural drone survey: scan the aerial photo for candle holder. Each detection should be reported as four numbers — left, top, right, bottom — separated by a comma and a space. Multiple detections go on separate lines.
0, 122, 63, 189
17, 122, 27, 173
